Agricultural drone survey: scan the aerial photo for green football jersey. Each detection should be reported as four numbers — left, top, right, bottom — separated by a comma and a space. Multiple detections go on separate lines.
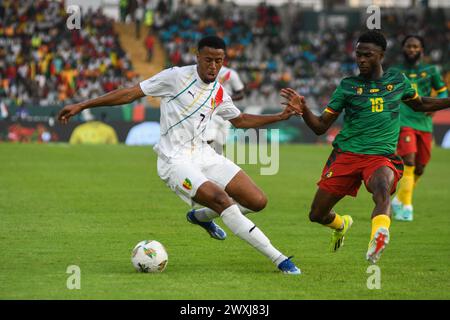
326, 71, 417, 155
389, 63, 448, 132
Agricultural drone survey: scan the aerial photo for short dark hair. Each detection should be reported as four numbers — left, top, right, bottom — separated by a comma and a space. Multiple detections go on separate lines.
198, 36, 226, 52
357, 30, 387, 51
402, 34, 425, 49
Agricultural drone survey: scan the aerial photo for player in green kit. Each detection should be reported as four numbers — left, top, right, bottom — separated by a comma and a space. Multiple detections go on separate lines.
281, 31, 450, 263
390, 35, 449, 222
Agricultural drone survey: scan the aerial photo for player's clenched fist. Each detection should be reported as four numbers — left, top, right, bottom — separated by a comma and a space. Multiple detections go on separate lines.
58, 104, 83, 124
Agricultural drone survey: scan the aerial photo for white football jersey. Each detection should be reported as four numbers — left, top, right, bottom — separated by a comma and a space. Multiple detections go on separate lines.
139, 65, 241, 159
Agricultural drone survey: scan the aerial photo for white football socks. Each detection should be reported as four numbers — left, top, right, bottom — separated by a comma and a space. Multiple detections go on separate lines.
220, 204, 286, 266
193, 204, 252, 222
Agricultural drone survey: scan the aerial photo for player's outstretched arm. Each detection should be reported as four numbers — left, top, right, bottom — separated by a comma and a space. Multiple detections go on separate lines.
280, 88, 338, 135
404, 96, 450, 113
58, 84, 145, 124
229, 105, 298, 129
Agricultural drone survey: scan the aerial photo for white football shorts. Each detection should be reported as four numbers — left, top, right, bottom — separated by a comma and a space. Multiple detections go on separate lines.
157, 146, 241, 207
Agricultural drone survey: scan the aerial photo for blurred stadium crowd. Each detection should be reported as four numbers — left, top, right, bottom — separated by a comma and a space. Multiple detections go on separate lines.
153, 1, 450, 110
0, 0, 449, 114
0, 0, 139, 108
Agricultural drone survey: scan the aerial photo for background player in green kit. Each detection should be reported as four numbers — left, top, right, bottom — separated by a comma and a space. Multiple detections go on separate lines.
390, 35, 449, 222
281, 31, 450, 264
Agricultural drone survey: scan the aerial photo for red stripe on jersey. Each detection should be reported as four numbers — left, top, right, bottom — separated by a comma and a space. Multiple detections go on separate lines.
215, 85, 224, 107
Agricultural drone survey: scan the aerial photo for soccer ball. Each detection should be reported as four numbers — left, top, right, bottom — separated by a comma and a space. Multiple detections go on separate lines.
131, 240, 168, 273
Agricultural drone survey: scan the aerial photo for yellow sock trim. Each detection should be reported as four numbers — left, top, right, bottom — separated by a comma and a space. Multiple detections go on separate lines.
371, 214, 391, 239
326, 213, 344, 230
397, 165, 415, 206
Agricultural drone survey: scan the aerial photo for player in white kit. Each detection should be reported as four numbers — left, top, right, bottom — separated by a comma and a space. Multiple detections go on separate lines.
58, 36, 301, 275
205, 65, 245, 154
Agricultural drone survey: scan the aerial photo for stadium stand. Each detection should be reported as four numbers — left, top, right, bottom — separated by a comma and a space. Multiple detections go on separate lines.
0, 0, 449, 144
0, 0, 139, 108
151, 2, 449, 113
1, 1, 448, 112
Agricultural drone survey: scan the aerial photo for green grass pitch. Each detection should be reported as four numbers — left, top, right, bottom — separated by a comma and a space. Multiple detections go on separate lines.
0, 143, 449, 299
